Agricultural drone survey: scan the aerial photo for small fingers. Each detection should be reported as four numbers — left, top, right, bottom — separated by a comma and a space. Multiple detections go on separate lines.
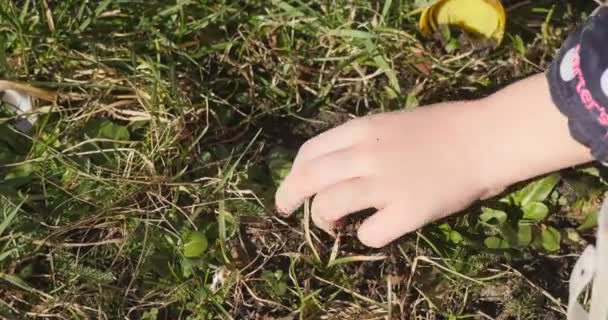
311, 209, 335, 236
357, 204, 434, 248
275, 147, 374, 215
292, 117, 369, 169
311, 177, 382, 226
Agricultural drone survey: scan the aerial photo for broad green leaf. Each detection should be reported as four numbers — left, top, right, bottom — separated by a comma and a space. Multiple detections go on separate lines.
181, 258, 194, 278
449, 231, 464, 244
445, 37, 459, 53
268, 148, 293, 184
566, 228, 584, 243
500, 224, 531, 248
183, 231, 208, 258
578, 210, 599, 231
511, 174, 560, 206
84, 120, 130, 141
516, 224, 533, 247
97, 121, 130, 141
540, 226, 561, 252
437, 224, 464, 244
522, 202, 549, 221
479, 207, 507, 225
141, 308, 159, 320
438, 223, 451, 232
437, 223, 452, 239
274, 281, 287, 296
261, 270, 288, 296
485, 236, 510, 249
4, 163, 33, 180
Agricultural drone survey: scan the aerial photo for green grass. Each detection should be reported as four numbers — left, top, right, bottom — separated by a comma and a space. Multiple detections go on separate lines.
0, 0, 604, 319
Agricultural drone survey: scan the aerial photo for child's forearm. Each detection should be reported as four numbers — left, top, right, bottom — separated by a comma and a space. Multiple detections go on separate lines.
276, 72, 596, 247
473, 73, 594, 193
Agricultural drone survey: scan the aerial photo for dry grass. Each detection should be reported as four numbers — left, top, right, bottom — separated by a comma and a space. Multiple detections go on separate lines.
0, 1, 602, 319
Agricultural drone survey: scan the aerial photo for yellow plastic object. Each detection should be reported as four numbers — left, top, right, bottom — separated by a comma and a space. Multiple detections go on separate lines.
419, 0, 506, 46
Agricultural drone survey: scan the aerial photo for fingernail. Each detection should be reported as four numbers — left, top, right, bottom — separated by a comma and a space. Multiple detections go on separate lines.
334, 218, 347, 228
275, 205, 290, 217
317, 219, 335, 236
275, 185, 290, 213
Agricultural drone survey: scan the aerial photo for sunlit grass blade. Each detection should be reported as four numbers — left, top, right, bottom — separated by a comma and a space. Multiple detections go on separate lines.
0, 198, 23, 238
327, 254, 387, 268
303, 198, 321, 264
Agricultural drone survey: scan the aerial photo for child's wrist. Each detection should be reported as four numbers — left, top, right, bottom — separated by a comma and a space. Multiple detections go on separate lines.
472, 75, 594, 196
452, 99, 513, 199
423, 99, 512, 200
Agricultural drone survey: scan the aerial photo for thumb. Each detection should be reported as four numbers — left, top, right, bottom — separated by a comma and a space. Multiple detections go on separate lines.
357, 205, 435, 248
275, 180, 301, 216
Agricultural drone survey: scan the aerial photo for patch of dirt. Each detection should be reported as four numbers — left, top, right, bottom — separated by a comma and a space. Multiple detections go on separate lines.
261, 109, 353, 151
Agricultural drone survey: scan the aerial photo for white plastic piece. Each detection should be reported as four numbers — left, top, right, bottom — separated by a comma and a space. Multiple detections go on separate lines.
589, 198, 608, 320
568, 246, 596, 320
568, 195, 608, 320
1, 89, 36, 132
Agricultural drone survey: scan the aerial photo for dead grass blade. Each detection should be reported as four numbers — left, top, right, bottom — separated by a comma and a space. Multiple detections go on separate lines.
0, 80, 57, 102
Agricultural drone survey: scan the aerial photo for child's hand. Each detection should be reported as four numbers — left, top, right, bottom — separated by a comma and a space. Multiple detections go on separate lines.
275, 101, 501, 248
275, 74, 594, 248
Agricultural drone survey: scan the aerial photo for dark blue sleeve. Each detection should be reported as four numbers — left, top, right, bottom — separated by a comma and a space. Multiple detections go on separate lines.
546, 7, 608, 162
